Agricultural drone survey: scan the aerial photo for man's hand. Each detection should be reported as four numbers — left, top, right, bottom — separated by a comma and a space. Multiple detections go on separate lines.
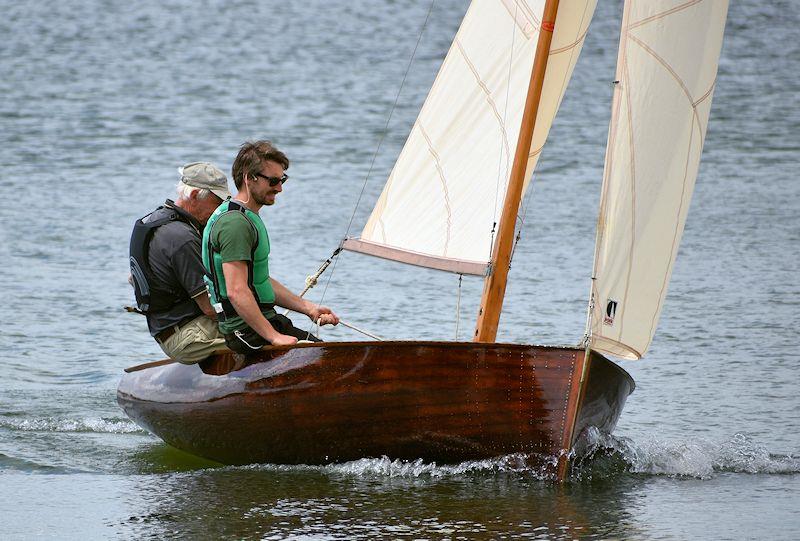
307, 305, 339, 326
270, 334, 298, 347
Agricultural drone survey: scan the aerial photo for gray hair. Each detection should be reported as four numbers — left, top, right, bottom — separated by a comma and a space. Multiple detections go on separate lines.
176, 181, 212, 200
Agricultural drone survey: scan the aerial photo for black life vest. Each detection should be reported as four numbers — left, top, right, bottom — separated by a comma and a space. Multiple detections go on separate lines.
129, 202, 198, 314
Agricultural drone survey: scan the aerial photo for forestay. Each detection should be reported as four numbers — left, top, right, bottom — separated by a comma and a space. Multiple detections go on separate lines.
344, 0, 598, 275
590, 0, 729, 359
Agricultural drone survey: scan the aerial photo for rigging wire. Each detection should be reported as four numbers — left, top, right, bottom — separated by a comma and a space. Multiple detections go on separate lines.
341, 0, 438, 242
302, 0, 438, 338
509, 172, 537, 267
488, 1, 521, 263
454, 273, 463, 339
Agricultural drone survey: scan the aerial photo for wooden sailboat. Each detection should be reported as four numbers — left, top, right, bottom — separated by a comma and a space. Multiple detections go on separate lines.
118, 0, 729, 478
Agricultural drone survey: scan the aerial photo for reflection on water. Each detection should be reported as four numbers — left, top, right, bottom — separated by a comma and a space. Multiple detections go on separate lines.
118, 460, 643, 540
108, 430, 800, 539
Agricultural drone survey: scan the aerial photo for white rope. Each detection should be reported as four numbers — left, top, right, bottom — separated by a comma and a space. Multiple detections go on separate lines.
338, 319, 384, 341
285, 249, 383, 341
315, 317, 383, 341
283, 248, 341, 316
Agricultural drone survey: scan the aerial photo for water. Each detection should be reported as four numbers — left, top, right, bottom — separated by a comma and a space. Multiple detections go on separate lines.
1, 0, 798, 539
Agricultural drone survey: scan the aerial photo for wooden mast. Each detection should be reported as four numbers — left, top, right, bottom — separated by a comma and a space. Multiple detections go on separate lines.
474, 0, 562, 342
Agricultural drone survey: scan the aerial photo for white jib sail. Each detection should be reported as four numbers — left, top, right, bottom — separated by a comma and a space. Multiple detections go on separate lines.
344, 0, 598, 275
590, 0, 729, 360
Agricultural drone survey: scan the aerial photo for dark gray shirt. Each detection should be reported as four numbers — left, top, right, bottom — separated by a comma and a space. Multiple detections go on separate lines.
144, 201, 206, 336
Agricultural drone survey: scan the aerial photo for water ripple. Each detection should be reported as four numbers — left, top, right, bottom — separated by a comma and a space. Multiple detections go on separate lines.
0, 416, 145, 434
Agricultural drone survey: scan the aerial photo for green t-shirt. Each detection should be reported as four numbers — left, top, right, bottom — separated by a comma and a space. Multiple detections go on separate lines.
208, 210, 276, 333
211, 212, 257, 264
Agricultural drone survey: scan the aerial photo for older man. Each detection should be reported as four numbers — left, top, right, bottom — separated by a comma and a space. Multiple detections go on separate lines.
202, 141, 339, 353
129, 162, 232, 363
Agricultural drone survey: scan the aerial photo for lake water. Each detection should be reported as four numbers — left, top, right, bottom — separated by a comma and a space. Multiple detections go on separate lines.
1, 0, 798, 539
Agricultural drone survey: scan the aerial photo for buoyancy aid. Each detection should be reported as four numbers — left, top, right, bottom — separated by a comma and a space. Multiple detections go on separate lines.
129, 201, 199, 313
202, 200, 275, 320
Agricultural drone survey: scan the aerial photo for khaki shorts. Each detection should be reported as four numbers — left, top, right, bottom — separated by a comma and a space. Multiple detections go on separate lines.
157, 315, 228, 364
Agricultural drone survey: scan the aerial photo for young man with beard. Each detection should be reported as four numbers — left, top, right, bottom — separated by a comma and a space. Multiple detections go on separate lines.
202, 140, 339, 353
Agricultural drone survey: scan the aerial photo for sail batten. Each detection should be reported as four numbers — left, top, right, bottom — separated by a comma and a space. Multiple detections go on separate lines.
590, 0, 729, 360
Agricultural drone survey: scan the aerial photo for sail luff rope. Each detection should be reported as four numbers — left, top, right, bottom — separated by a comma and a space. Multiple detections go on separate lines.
300, 0, 438, 341
583, 4, 630, 344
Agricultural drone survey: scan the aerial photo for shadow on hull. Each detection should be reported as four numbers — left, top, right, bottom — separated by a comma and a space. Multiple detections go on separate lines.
117, 342, 633, 476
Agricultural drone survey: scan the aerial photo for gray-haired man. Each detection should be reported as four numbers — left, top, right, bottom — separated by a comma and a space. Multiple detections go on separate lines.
129, 162, 232, 363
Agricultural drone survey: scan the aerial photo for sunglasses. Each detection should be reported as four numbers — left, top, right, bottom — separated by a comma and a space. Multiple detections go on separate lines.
254, 173, 289, 187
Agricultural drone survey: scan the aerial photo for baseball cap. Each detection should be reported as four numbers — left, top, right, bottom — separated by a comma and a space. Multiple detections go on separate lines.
178, 162, 232, 200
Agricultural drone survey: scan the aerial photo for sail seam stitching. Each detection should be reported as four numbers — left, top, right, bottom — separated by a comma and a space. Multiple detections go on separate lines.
647, 116, 697, 342
618, 41, 636, 344
593, 337, 643, 359
627, 0, 705, 31
693, 83, 715, 107
627, 34, 694, 104
693, 83, 716, 141
499, 0, 540, 38
419, 122, 453, 256
549, 26, 590, 55
455, 38, 513, 175
530, 3, 593, 165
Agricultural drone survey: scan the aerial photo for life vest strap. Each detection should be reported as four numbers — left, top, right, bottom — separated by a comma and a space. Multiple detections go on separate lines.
217, 298, 275, 322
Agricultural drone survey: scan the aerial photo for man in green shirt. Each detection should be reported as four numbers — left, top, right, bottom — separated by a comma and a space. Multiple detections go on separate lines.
202, 140, 339, 353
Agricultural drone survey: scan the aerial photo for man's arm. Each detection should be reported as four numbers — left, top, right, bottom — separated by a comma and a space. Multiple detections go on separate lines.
192, 290, 217, 320
170, 235, 216, 319
271, 278, 339, 326
222, 261, 298, 346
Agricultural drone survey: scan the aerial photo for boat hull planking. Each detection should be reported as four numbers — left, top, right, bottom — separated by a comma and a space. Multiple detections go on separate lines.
117, 342, 633, 470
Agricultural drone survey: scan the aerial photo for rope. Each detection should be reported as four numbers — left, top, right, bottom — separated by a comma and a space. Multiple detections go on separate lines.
312, 317, 383, 341
454, 274, 463, 339
341, 0, 438, 242
493, 1, 519, 235
509, 229, 522, 268
338, 320, 384, 341
489, 2, 521, 259
508, 158, 537, 267
282, 247, 341, 316
281, 248, 383, 341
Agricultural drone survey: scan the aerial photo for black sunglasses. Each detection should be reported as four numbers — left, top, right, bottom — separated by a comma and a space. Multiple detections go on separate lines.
254, 173, 288, 187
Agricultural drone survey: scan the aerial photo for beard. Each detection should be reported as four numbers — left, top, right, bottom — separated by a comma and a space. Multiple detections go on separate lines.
254, 190, 277, 206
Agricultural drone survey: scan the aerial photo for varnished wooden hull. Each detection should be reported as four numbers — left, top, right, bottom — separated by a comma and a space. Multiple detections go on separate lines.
117, 342, 633, 470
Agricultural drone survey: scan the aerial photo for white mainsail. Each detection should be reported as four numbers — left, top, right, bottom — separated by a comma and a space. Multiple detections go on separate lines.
590, 0, 730, 360
344, 0, 598, 275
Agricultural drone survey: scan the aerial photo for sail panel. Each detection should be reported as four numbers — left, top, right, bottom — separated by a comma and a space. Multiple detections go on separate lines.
590, 0, 729, 360
346, 0, 598, 272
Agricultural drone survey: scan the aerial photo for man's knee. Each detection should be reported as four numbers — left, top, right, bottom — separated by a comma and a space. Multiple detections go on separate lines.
159, 316, 228, 364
